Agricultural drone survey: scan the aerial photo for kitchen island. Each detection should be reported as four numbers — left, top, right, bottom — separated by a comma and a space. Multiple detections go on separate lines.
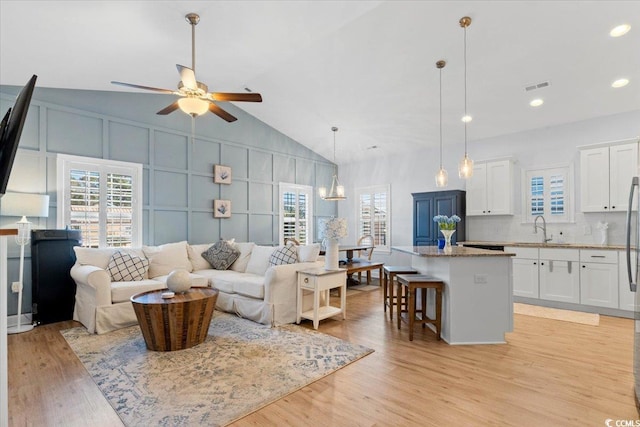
392, 246, 515, 345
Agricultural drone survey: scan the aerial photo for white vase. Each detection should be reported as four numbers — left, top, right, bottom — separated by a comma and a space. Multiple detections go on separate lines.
440, 229, 456, 250
324, 238, 339, 270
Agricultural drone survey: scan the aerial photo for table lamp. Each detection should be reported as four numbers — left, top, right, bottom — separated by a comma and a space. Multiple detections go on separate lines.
319, 217, 347, 270
0, 192, 50, 334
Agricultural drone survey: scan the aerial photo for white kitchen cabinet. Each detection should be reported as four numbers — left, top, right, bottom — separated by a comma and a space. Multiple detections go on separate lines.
467, 159, 513, 216
580, 141, 638, 212
618, 250, 637, 312
579, 250, 619, 308
539, 248, 580, 303
507, 247, 539, 298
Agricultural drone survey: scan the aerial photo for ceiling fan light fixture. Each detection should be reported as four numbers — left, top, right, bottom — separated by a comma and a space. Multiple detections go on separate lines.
178, 96, 209, 116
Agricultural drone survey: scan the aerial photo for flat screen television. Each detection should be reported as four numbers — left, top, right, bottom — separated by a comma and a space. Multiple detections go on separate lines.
0, 74, 37, 196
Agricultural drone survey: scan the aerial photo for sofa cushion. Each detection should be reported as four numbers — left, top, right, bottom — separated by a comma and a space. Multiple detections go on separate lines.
230, 242, 255, 273
187, 243, 216, 271
269, 244, 298, 266
245, 245, 276, 276
143, 241, 192, 278
194, 269, 244, 294
205, 272, 265, 299
202, 240, 240, 270
73, 247, 118, 270
152, 272, 209, 288
296, 243, 321, 262
111, 279, 166, 303
107, 251, 149, 282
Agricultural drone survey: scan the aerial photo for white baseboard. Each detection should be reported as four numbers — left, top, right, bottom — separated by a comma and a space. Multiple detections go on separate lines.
7, 313, 33, 328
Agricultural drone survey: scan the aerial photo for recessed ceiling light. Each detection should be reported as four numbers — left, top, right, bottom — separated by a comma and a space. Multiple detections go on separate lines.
610, 24, 631, 37
612, 78, 629, 88
461, 115, 472, 123
530, 98, 544, 107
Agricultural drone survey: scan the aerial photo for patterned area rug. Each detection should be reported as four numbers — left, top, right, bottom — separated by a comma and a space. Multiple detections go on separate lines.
514, 303, 600, 326
61, 312, 374, 427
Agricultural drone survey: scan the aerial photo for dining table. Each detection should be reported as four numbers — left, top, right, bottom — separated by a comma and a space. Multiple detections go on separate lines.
337, 244, 376, 286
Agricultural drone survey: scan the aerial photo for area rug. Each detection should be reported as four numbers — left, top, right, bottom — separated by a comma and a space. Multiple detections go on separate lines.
514, 303, 600, 326
61, 312, 374, 427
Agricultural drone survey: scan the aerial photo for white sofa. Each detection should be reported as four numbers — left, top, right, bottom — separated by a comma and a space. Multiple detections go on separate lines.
70, 240, 323, 334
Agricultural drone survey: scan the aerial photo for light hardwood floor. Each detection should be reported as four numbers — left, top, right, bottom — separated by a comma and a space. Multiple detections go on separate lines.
8, 285, 637, 426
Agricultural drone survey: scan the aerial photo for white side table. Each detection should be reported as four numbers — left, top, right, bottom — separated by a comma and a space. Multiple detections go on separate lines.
297, 268, 347, 329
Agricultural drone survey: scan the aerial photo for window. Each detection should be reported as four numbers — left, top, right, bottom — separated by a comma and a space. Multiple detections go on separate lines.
57, 154, 143, 248
355, 185, 391, 252
278, 183, 313, 245
524, 166, 572, 223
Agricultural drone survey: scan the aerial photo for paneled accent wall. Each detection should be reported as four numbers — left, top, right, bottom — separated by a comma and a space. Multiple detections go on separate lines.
0, 87, 337, 316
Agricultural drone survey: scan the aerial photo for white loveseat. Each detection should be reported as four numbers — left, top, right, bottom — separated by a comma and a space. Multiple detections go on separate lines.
70, 240, 323, 334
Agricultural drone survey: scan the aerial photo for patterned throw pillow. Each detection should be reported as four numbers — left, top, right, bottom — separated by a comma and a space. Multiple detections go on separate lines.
269, 244, 298, 266
201, 240, 241, 270
107, 251, 150, 282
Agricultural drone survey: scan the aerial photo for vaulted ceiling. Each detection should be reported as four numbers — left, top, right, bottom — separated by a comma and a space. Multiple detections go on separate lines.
1, 1, 638, 164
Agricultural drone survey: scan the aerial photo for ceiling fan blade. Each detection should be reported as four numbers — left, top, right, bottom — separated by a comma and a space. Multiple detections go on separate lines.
111, 81, 175, 94
176, 64, 198, 91
157, 101, 181, 115
208, 102, 237, 122
210, 92, 263, 102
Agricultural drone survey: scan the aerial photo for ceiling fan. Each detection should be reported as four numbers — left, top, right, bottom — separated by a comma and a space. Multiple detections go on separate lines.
111, 13, 262, 122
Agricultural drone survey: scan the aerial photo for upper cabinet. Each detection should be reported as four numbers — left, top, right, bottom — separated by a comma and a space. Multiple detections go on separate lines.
466, 159, 513, 216
580, 140, 639, 212
413, 190, 466, 246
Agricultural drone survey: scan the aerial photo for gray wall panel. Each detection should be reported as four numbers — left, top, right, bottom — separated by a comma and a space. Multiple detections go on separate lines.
221, 214, 248, 242
154, 131, 188, 169
154, 171, 187, 207
109, 122, 149, 164
222, 181, 248, 212
249, 183, 273, 214
249, 151, 272, 181
191, 212, 220, 244
192, 138, 220, 174
250, 214, 274, 244
223, 145, 248, 179
153, 210, 188, 245
273, 155, 296, 183
192, 175, 217, 209
295, 159, 315, 186
46, 109, 102, 157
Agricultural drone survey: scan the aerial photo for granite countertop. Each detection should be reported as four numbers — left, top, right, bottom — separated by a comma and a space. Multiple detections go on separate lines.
459, 241, 626, 251
392, 246, 515, 257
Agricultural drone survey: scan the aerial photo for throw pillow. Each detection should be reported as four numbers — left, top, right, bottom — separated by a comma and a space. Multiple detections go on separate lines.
297, 243, 321, 262
201, 240, 240, 270
142, 241, 192, 278
230, 242, 256, 273
245, 245, 277, 275
187, 243, 216, 271
107, 251, 149, 282
269, 244, 298, 266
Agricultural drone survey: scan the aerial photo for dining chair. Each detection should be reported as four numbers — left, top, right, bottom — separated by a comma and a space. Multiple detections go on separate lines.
284, 237, 300, 246
356, 235, 375, 284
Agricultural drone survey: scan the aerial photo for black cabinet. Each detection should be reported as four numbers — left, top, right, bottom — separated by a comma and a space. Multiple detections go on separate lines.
31, 229, 82, 324
413, 190, 466, 246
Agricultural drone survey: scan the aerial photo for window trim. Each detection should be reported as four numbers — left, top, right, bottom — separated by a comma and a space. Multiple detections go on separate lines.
56, 154, 143, 247
278, 182, 314, 246
355, 184, 391, 253
521, 163, 574, 224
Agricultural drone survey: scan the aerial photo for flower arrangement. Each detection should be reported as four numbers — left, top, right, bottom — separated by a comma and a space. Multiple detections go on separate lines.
319, 217, 348, 240
433, 214, 461, 230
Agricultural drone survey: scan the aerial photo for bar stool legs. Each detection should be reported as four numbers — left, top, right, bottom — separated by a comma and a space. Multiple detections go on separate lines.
382, 266, 417, 321
396, 274, 443, 341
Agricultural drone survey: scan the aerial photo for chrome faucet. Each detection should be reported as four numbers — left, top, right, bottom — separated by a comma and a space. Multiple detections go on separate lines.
534, 215, 552, 243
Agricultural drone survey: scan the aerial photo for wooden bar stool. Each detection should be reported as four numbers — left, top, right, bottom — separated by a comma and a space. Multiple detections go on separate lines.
396, 274, 443, 341
382, 266, 417, 320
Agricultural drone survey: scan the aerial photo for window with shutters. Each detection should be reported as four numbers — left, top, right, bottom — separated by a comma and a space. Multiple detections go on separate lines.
525, 166, 572, 223
57, 154, 143, 248
278, 183, 313, 245
355, 184, 391, 252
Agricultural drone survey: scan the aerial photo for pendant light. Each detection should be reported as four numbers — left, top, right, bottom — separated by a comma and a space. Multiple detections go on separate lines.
458, 16, 474, 179
318, 127, 346, 200
435, 60, 448, 187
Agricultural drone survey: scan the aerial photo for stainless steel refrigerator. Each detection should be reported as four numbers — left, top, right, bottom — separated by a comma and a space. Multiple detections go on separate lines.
625, 177, 640, 414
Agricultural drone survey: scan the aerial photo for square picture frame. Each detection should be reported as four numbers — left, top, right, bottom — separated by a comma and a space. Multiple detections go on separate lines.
214, 200, 231, 218
214, 164, 232, 184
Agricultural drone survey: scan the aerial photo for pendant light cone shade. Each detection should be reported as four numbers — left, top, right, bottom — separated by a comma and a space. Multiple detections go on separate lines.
458, 16, 474, 179
178, 96, 209, 116
435, 60, 448, 187
319, 127, 346, 200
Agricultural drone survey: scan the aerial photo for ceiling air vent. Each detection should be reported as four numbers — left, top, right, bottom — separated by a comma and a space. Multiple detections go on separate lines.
524, 81, 551, 92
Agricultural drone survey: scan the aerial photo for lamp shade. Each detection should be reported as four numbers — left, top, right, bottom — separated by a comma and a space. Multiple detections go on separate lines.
0, 192, 49, 218
319, 217, 347, 240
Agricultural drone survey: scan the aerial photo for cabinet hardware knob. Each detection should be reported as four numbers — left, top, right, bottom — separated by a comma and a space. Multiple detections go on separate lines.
612, 206, 616, 209
304, 278, 309, 283
582, 265, 586, 268
541, 262, 544, 265
533, 262, 537, 265
604, 206, 608, 209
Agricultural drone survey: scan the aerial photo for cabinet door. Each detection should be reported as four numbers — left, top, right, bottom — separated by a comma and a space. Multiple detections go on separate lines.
433, 193, 461, 245
539, 259, 580, 303
486, 160, 513, 215
414, 196, 435, 245
466, 163, 487, 216
580, 262, 619, 308
580, 147, 610, 212
512, 258, 539, 298
609, 142, 639, 212
618, 250, 637, 312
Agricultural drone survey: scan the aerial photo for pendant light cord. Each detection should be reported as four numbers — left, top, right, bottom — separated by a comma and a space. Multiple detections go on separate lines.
463, 24, 468, 157
332, 127, 338, 175
439, 66, 443, 169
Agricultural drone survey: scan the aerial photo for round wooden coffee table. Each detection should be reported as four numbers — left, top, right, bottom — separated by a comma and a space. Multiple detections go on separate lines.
131, 287, 218, 351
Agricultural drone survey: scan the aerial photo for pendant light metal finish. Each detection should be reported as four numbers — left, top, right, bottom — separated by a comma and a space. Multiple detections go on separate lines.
458, 16, 474, 179
319, 127, 346, 200
435, 60, 448, 187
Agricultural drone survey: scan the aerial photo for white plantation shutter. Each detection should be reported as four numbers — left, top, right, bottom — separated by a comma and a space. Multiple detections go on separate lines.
58, 154, 142, 248
279, 183, 313, 245
356, 185, 390, 251
526, 167, 570, 223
